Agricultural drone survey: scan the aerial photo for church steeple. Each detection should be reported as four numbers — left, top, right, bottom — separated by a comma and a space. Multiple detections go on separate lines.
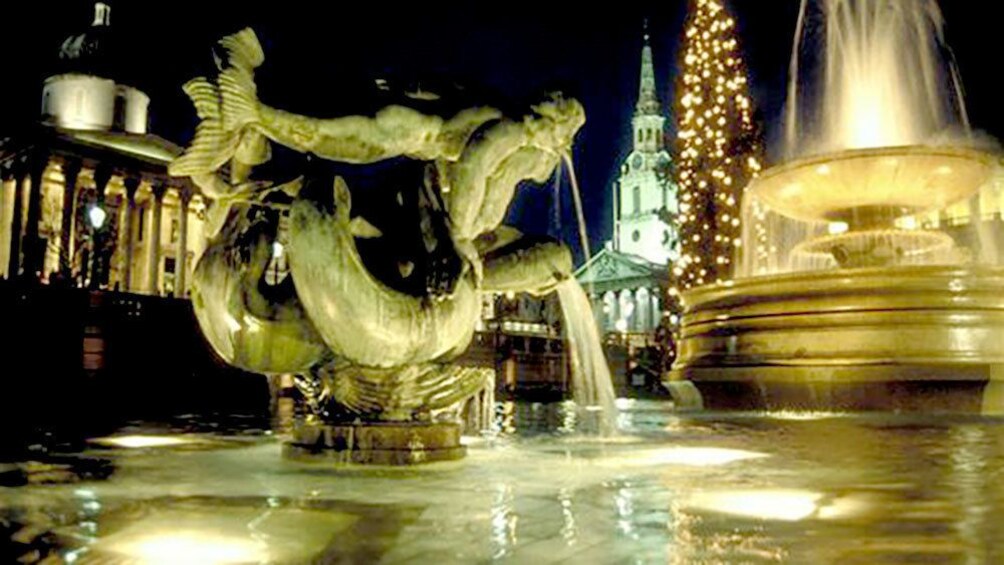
631, 20, 665, 153
635, 21, 661, 117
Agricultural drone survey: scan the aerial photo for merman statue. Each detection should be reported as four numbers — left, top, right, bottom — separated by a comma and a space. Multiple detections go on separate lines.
169, 29, 586, 462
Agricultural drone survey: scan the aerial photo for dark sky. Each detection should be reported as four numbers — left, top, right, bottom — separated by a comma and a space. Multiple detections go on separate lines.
2, 1, 1002, 262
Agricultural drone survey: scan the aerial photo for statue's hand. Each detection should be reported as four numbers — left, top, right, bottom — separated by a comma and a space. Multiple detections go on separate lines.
526, 95, 586, 155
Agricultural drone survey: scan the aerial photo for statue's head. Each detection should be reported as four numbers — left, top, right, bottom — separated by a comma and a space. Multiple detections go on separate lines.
529, 94, 586, 154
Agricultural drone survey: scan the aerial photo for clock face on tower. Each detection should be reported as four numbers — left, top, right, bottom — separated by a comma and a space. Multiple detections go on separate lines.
631, 154, 643, 170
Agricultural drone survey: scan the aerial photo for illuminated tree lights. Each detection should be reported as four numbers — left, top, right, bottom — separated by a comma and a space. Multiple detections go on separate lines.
671, 0, 763, 293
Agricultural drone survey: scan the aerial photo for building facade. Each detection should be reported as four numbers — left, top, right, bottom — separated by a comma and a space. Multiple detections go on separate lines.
0, 2, 209, 297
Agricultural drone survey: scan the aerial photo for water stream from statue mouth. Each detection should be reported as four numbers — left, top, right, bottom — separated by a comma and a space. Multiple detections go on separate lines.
562, 152, 592, 272
557, 152, 616, 432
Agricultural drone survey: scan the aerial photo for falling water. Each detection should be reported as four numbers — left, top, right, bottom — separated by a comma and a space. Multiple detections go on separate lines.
463, 371, 497, 436
556, 152, 614, 431
784, 0, 971, 158
556, 278, 617, 434
562, 153, 592, 268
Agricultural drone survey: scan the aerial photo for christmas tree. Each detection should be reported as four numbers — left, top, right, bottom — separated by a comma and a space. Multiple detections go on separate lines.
671, 0, 764, 293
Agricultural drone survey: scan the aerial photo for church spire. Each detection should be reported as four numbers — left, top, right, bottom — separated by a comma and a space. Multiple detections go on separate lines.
636, 20, 661, 117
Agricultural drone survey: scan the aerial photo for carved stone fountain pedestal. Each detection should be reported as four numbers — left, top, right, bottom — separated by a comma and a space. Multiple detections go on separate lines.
284, 421, 466, 465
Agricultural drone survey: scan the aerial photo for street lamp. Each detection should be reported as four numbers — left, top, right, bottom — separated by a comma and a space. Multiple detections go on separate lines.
87, 204, 107, 230
87, 202, 108, 289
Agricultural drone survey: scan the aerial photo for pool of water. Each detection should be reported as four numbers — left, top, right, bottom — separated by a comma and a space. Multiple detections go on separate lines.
3, 400, 1004, 563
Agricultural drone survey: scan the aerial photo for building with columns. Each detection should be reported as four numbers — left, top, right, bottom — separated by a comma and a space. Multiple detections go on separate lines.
0, 2, 208, 297
575, 28, 676, 339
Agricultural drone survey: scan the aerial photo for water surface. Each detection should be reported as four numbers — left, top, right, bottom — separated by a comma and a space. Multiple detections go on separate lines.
3, 401, 1003, 563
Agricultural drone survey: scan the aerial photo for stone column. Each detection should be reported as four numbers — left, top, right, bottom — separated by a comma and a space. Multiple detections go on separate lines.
0, 166, 14, 278
120, 177, 140, 291
146, 184, 166, 295
175, 189, 190, 297
651, 289, 660, 329
7, 161, 26, 278
619, 289, 634, 331
22, 156, 50, 280
58, 161, 81, 279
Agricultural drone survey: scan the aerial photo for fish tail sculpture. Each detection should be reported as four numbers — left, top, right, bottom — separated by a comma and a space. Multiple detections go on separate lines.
189, 204, 328, 376
287, 177, 480, 369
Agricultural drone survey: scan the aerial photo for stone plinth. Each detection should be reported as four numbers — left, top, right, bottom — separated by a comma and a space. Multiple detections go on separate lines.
283, 421, 465, 465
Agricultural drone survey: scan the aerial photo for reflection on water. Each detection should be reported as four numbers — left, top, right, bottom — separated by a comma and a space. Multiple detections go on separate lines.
3, 402, 1004, 563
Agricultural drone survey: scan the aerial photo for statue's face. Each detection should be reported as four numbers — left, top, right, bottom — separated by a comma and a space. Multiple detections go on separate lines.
531, 97, 586, 152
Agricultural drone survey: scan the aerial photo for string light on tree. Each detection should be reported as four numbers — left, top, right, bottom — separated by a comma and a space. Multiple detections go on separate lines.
671, 0, 764, 292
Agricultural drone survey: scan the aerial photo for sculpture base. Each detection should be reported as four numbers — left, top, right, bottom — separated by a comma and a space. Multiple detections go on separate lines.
666, 364, 1004, 414
283, 421, 465, 465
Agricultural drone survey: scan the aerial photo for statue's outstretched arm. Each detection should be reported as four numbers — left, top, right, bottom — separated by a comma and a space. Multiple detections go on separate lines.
210, 29, 499, 164
248, 102, 496, 164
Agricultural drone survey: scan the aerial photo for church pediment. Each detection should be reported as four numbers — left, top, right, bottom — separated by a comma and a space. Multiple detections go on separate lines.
574, 248, 666, 289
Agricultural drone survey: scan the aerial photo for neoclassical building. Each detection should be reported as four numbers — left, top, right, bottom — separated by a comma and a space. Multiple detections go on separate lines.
576, 29, 677, 338
0, 2, 208, 296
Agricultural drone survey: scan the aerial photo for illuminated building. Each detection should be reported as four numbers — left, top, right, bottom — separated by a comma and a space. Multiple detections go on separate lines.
613, 27, 679, 266
576, 27, 673, 338
0, 2, 209, 295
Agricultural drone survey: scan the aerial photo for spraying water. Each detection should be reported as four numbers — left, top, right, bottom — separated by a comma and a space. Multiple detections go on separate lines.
556, 278, 617, 433
554, 152, 615, 432
784, 0, 971, 158
563, 153, 593, 268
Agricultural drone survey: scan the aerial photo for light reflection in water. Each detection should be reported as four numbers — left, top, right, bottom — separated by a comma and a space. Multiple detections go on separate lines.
558, 401, 578, 434
687, 489, 822, 521
765, 411, 843, 421
89, 435, 196, 448
559, 488, 577, 546
685, 488, 869, 522
614, 486, 637, 539
599, 447, 768, 468
498, 401, 516, 435
100, 531, 268, 564
490, 484, 518, 559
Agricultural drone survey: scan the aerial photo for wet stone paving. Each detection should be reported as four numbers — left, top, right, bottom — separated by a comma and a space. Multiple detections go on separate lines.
3, 401, 1004, 563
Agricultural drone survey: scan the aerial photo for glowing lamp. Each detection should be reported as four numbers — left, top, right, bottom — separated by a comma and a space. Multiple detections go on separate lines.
87, 205, 107, 229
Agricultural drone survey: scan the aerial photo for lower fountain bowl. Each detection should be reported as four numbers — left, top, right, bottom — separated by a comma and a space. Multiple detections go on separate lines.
665, 266, 1004, 413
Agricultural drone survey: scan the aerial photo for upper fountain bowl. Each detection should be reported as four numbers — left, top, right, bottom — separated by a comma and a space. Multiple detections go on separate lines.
748, 146, 997, 225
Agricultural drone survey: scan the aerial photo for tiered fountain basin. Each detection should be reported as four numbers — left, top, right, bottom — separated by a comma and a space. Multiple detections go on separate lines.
750, 146, 995, 224
667, 146, 1004, 413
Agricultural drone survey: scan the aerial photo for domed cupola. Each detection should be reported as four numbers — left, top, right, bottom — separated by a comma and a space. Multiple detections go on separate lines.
41, 2, 150, 134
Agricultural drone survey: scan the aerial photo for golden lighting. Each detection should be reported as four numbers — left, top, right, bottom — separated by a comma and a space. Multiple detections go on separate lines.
827, 222, 849, 235
687, 489, 822, 521
610, 446, 768, 468
101, 531, 268, 564
765, 411, 842, 421
90, 435, 196, 448
674, 0, 762, 290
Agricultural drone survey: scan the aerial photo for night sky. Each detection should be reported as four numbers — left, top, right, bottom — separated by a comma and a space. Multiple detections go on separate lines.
3, 1, 1003, 263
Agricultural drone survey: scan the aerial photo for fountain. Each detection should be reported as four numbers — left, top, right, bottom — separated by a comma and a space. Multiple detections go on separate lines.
667, 0, 1004, 412
168, 29, 612, 463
